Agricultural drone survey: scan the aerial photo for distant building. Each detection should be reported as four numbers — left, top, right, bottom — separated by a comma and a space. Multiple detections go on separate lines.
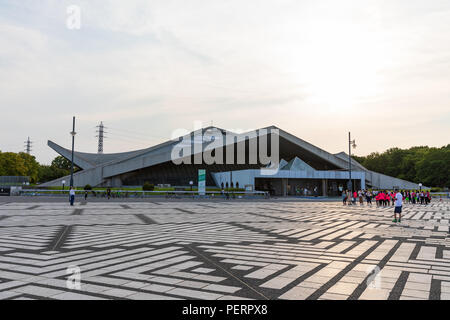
42, 126, 421, 196
0, 176, 29, 186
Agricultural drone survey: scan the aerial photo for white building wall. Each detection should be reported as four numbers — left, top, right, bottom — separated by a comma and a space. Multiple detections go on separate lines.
368, 171, 421, 190
211, 169, 366, 190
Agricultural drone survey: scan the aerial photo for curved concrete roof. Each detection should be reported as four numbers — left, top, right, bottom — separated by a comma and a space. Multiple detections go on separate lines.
47, 140, 149, 170
48, 125, 351, 173
333, 151, 368, 171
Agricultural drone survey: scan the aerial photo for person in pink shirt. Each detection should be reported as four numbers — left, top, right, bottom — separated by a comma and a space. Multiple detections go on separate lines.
426, 191, 431, 204
380, 191, 386, 207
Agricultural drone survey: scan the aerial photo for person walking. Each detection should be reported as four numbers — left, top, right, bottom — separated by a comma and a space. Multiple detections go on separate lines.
393, 189, 403, 223
69, 187, 75, 206
366, 190, 372, 206
342, 190, 347, 205
381, 191, 385, 206
426, 191, 431, 204
352, 190, 357, 205
359, 190, 364, 206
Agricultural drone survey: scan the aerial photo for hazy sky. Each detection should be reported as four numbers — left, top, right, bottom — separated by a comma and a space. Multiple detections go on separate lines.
1, 0, 449, 164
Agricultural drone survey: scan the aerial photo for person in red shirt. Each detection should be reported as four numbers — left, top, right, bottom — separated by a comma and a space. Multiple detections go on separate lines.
380, 191, 386, 207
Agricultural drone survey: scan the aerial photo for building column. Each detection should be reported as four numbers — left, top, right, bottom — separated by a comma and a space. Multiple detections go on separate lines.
322, 179, 327, 196
281, 178, 288, 197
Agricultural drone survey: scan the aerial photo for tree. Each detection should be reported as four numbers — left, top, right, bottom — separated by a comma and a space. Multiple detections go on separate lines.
51, 156, 78, 171
0, 152, 77, 184
35, 156, 80, 184
354, 144, 450, 188
37, 165, 69, 183
18, 152, 40, 183
416, 146, 450, 188
0, 151, 27, 176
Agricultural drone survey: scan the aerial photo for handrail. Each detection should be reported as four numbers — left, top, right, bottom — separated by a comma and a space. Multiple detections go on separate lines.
18, 189, 270, 198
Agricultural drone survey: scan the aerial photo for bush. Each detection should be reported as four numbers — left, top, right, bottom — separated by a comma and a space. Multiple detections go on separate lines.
142, 182, 155, 191
84, 184, 92, 190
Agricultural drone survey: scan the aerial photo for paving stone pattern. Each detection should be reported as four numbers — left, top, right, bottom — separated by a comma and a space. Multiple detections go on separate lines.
0, 200, 449, 300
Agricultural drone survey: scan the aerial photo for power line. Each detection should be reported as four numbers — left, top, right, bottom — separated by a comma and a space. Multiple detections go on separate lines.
107, 126, 166, 141
107, 132, 154, 143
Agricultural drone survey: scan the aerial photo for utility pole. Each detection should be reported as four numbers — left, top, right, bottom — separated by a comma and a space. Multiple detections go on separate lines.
24, 137, 32, 154
70, 117, 77, 188
96, 121, 107, 154
348, 132, 356, 192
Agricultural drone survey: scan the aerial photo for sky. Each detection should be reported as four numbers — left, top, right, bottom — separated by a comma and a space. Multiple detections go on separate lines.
0, 0, 449, 164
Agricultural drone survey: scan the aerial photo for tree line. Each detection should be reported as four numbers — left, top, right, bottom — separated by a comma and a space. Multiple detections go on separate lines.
0, 151, 79, 184
353, 144, 450, 188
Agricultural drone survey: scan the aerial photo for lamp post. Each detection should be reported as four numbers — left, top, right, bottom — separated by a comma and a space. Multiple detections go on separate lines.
348, 132, 357, 192
69, 116, 76, 188
419, 183, 422, 192
62, 180, 66, 191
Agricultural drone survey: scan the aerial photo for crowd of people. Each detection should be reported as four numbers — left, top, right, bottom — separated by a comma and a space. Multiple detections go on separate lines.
342, 189, 432, 207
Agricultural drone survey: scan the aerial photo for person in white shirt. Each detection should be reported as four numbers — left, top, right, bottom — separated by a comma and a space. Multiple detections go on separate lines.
69, 187, 75, 206
393, 188, 403, 223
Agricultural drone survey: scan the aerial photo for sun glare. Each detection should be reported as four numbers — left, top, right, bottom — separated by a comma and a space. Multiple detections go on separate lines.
296, 18, 386, 111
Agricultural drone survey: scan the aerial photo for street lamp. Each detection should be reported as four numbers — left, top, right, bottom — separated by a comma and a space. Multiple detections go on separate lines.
69, 116, 76, 188
419, 183, 422, 192
348, 132, 357, 192
62, 180, 66, 190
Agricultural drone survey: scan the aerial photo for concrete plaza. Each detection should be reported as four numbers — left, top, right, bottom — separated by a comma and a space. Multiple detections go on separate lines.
0, 198, 449, 300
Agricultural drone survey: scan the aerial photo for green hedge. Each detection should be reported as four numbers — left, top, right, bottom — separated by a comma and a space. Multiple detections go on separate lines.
142, 182, 155, 191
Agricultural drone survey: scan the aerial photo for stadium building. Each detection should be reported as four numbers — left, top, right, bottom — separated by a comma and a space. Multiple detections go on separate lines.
42, 126, 421, 196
